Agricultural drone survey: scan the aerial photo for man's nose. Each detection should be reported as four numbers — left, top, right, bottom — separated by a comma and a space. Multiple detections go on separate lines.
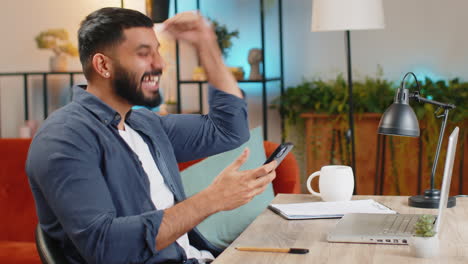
152, 52, 165, 70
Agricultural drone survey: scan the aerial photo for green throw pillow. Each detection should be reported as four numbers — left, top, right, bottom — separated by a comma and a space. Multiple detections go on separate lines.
180, 127, 274, 249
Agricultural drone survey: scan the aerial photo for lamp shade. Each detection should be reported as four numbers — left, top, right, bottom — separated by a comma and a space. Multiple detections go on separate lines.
378, 88, 420, 137
311, 0, 385, 32
378, 104, 420, 137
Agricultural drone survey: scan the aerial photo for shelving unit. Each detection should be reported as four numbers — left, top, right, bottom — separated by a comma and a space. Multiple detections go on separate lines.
173, 0, 284, 140
0, 71, 82, 120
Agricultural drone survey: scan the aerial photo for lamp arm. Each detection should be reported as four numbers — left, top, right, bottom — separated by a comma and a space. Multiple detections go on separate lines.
410, 92, 456, 110
409, 92, 456, 191
429, 108, 450, 191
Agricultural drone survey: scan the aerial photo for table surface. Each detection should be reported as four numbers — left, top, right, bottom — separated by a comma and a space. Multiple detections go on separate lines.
212, 194, 468, 264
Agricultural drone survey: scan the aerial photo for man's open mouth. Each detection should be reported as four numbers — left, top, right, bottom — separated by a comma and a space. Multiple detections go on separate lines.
141, 71, 162, 92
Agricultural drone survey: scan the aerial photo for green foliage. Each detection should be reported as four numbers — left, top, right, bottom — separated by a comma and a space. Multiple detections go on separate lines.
271, 73, 396, 123
210, 19, 239, 58
407, 77, 468, 123
272, 73, 467, 125
35, 29, 78, 57
414, 215, 436, 237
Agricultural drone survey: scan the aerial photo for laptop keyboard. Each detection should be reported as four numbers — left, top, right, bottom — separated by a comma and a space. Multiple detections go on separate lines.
378, 215, 419, 235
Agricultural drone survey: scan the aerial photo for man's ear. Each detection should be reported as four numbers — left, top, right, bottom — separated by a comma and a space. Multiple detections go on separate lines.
92, 53, 113, 79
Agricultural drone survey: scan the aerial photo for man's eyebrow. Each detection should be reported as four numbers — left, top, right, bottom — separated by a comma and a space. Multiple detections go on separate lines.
135, 43, 160, 51
135, 44, 152, 51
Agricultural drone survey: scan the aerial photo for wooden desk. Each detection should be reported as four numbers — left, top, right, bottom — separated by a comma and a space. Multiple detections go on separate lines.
213, 194, 468, 264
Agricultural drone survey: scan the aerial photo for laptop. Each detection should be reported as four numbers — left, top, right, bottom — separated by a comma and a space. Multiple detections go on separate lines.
327, 127, 459, 245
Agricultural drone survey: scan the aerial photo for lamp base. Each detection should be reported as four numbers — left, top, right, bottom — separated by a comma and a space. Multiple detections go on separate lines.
408, 189, 456, 208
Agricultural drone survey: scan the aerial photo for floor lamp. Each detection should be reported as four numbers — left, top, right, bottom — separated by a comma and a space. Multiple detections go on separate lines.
311, 0, 385, 193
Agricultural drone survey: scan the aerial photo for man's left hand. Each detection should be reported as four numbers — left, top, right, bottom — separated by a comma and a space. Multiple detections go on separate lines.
163, 11, 216, 50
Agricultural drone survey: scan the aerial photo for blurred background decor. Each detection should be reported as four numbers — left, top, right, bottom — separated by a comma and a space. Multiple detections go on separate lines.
210, 18, 239, 58
35, 29, 78, 72
146, 0, 170, 23
248, 48, 263, 80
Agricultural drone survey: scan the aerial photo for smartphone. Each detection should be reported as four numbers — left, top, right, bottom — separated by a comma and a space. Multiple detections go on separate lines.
263, 142, 294, 169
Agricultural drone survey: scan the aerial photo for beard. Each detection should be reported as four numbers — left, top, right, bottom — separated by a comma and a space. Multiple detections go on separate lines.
112, 62, 162, 108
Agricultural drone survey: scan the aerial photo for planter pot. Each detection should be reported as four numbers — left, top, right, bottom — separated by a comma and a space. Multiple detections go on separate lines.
50, 54, 68, 72
409, 236, 439, 258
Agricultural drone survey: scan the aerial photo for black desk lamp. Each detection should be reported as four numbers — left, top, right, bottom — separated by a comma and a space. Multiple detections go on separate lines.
378, 72, 456, 208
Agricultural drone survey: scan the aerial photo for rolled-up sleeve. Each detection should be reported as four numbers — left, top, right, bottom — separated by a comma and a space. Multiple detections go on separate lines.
162, 85, 250, 162
27, 125, 163, 264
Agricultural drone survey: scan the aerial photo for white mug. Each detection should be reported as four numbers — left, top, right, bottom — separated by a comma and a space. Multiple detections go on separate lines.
306, 165, 354, 202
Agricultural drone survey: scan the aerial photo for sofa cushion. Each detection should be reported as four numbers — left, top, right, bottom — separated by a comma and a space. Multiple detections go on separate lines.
180, 127, 274, 249
0, 241, 40, 264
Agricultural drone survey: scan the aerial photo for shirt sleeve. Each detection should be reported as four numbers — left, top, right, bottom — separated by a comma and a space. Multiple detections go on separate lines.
26, 124, 163, 264
161, 85, 250, 162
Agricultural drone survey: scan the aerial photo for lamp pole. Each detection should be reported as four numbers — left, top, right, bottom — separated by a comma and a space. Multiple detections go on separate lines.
345, 30, 357, 194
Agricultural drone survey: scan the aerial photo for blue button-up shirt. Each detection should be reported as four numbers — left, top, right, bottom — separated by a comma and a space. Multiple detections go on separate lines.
26, 85, 249, 264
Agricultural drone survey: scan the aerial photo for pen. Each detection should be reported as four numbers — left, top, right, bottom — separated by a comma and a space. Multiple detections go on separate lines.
235, 247, 309, 254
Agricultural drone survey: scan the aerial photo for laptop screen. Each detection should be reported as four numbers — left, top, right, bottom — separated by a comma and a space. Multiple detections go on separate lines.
434, 127, 459, 233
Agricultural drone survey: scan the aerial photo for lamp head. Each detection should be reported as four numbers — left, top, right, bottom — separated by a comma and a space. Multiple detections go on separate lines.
378, 87, 420, 137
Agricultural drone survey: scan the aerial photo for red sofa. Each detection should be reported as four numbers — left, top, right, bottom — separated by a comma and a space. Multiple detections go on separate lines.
0, 139, 40, 264
0, 138, 300, 263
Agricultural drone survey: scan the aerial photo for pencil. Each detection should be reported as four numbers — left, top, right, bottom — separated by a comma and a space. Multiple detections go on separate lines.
235, 247, 309, 254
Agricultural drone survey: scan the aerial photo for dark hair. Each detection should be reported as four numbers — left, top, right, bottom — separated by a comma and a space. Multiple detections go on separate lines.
78, 7, 154, 79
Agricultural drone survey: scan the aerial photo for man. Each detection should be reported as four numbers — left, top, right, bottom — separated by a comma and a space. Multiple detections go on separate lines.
26, 7, 276, 264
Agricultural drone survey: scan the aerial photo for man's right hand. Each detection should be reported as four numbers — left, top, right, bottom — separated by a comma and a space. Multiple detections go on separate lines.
155, 148, 276, 250
205, 148, 277, 212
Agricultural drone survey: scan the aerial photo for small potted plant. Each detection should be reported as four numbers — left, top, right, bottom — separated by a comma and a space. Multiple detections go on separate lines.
35, 29, 78, 72
210, 19, 239, 58
410, 215, 439, 258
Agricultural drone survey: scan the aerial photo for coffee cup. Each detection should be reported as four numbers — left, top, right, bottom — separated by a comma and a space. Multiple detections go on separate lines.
306, 165, 354, 202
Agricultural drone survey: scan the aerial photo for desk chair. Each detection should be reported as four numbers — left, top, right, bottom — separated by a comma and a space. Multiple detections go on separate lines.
35, 225, 69, 264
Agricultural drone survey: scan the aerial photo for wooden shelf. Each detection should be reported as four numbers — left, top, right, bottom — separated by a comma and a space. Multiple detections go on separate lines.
178, 77, 281, 84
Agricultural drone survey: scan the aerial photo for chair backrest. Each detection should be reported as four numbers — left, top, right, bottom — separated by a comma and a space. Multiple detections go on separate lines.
35, 225, 69, 264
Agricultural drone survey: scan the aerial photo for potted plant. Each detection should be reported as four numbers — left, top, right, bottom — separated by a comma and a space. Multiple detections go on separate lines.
210, 18, 239, 58
35, 29, 78, 72
410, 215, 439, 258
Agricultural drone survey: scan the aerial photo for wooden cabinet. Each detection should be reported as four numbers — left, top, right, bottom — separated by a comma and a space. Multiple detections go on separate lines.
302, 113, 467, 196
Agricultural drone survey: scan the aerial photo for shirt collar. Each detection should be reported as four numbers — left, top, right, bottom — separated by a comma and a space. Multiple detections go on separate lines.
72, 85, 127, 127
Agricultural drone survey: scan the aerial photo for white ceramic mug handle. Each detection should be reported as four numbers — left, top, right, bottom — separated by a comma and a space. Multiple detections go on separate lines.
307, 171, 321, 197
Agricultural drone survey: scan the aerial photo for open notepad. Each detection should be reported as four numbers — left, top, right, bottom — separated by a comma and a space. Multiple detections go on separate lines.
269, 199, 396, 220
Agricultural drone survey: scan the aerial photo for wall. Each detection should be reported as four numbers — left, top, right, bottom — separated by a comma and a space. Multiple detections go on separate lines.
1, 0, 467, 142
283, 0, 468, 84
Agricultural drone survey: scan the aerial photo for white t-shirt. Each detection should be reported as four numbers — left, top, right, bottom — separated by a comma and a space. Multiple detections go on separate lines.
119, 124, 214, 262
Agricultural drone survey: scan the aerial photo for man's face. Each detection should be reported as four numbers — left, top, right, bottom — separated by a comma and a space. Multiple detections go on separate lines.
110, 27, 164, 107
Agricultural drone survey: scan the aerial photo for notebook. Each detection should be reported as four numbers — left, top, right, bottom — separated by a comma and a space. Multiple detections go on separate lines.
269, 199, 396, 220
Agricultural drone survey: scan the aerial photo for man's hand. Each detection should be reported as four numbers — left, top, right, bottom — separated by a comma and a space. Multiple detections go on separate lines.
205, 148, 277, 212
163, 11, 216, 51
155, 148, 276, 250
162, 11, 242, 98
